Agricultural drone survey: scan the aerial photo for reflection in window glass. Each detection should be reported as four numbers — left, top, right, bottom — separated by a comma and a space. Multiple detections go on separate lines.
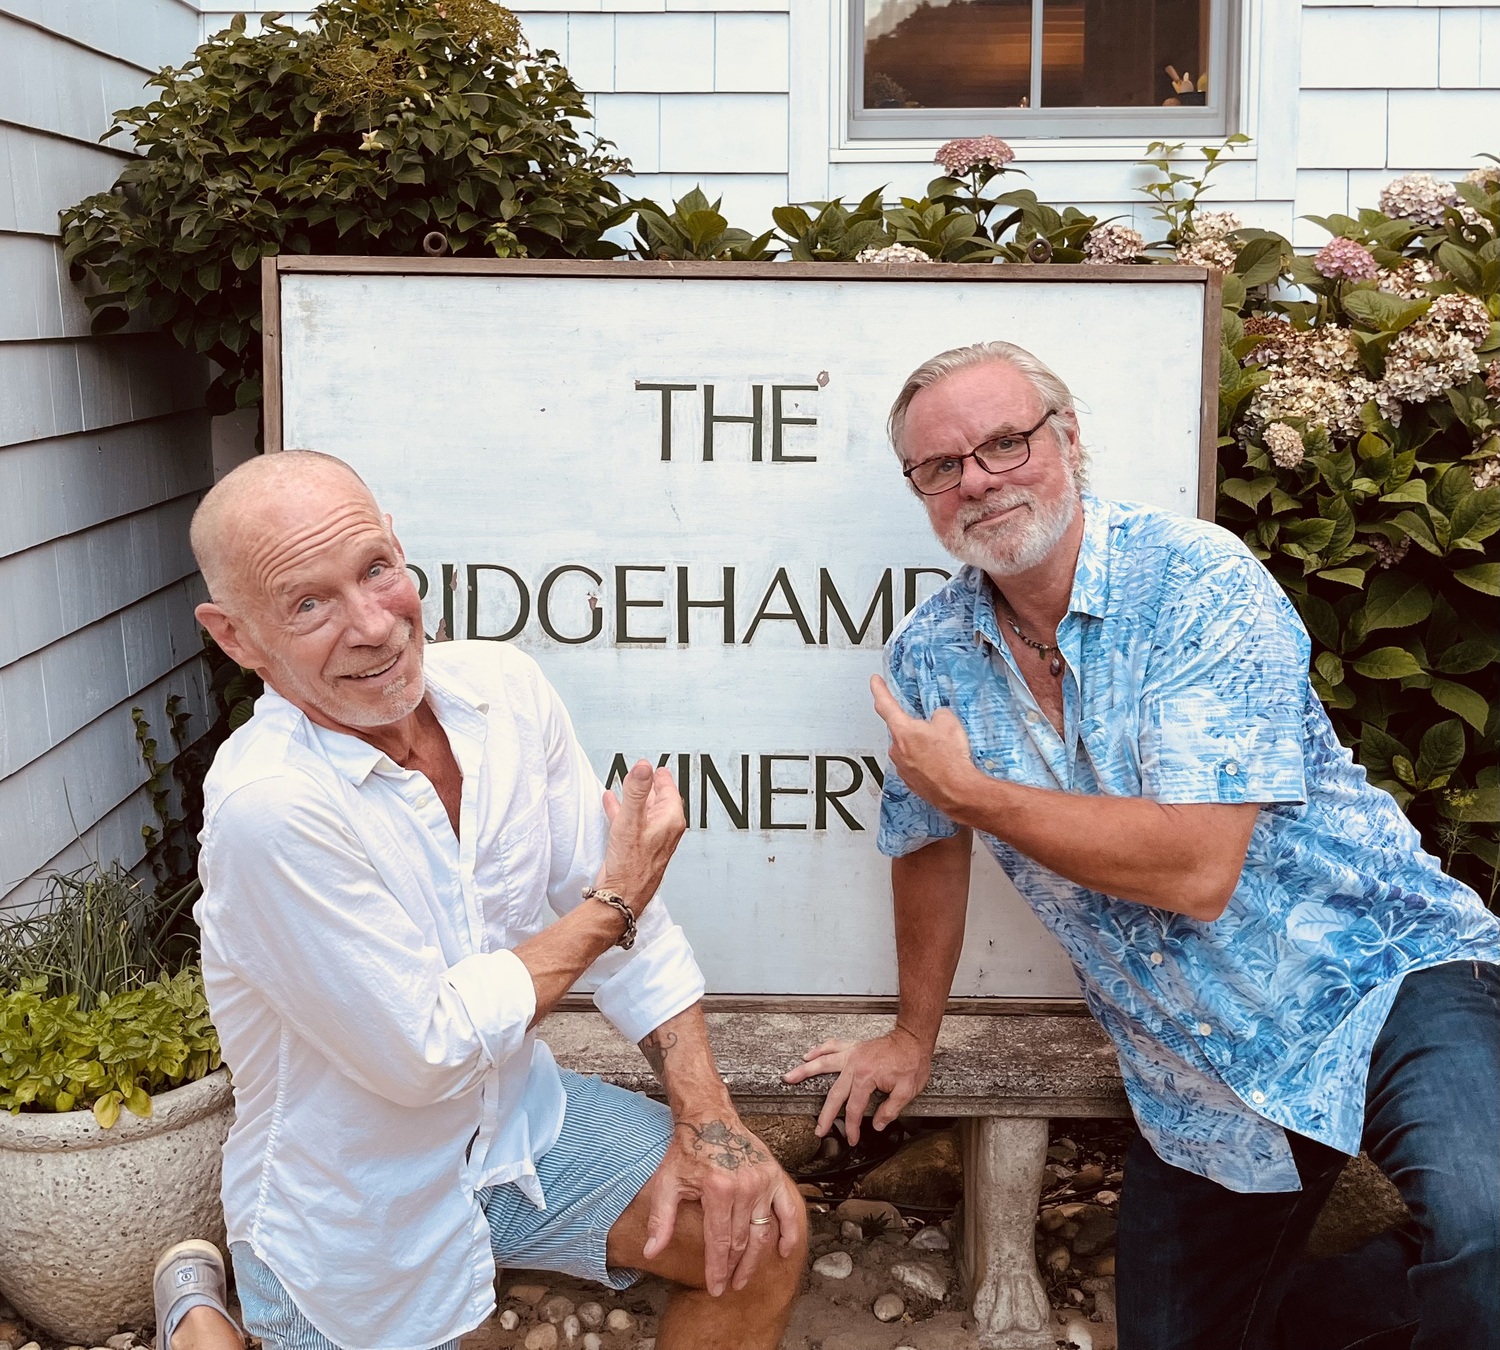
864, 0, 1034, 110
862, 0, 1212, 111
1042, 0, 1209, 107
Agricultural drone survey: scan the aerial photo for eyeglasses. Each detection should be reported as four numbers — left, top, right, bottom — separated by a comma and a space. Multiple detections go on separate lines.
901, 412, 1054, 496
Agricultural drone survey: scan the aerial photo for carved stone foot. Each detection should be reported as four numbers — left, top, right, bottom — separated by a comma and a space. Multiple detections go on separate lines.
958, 1116, 1054, 1350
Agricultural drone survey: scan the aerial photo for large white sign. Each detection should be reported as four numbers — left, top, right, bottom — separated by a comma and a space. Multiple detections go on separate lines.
270, 260, 1215, 997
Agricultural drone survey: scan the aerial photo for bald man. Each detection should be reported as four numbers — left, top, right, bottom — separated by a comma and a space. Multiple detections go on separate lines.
161, 451, 804, 1350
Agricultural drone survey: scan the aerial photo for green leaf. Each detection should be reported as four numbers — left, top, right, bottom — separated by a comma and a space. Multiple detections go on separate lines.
1341, 288, 1428, 333
1430, 679, 1490, 732
1359, 723, 1410, 777
1350, 647, 1424, 679
1454, 563, 1500, 595
1415, 718, 1466, 786
1299, 594, 1340, 650
1451, 487, 1499, 545
1434, 637, 1499, 674
1360, 573, 1433, 633
1315, 651, 1346, 686
1315, 567, 1367, 588
1234, 236, 1285, 287
1437, 240, 1482, 291
1378, 480, 1428, 505
1221, 476, 1277, 509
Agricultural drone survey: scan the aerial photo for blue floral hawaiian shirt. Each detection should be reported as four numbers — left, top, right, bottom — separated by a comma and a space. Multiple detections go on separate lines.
879, 492, 1500, 1193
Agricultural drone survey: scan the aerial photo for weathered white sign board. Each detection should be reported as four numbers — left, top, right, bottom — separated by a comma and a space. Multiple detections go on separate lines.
267, 259, 1216, 999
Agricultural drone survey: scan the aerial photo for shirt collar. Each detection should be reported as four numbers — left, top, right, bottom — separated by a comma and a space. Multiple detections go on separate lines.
969, 491, 1110, 647
271, 649, 493, 788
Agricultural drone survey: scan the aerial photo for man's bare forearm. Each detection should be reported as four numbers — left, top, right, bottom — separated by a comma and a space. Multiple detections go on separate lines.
953, 777, 1258, 920
514, 904, 629, 1028
893, 832, 971, 1053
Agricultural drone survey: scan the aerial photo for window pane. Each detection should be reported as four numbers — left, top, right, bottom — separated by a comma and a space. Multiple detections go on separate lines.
864, 0, 1034, 110
1042, 0, 1211, 108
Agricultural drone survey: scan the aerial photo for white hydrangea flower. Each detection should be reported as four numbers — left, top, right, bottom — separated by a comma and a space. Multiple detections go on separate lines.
855, 243, 934, 265
1082, 223, 1145, 264
1265, 422, 1305, 469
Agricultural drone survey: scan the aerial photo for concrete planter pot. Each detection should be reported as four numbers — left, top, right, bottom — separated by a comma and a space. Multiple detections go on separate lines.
0, 1068, 233, 1344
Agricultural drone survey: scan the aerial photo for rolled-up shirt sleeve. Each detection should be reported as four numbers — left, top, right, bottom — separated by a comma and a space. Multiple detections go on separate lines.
1138, 550, 1309, 806
530, 665, 706, 1045
199, 775, 535, 1108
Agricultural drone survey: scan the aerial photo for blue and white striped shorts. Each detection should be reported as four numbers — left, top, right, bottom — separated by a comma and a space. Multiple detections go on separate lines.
230, 1070, 673, 1350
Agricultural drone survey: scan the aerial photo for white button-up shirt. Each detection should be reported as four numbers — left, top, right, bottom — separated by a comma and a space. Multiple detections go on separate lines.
196, 642, 705, 1350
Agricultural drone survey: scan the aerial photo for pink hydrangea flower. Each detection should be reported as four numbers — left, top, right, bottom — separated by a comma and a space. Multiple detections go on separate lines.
1314, 237, 1378, 282
934, 136, 1016, 176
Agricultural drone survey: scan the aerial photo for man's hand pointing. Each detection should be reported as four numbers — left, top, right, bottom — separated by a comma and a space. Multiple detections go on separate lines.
870, 675, 984, 821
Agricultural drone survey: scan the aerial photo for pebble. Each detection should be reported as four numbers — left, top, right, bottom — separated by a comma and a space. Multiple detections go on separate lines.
107, 1337, 136, 1350
0, 1340, 12, 1350
1057, 1312, 1094, 1350
872, 1293, 905, 1322
523, 1326, 558, 1350
508, 1283, 550, 1306
908, 1226, 950, 1251
1091, 1252, 1116, 1277
1096, 1190, 1119, 1206
812, 1251, 854, 1278
561, 1314, 581, 1343
1068, 1287, 1086, 1304
1072, 1209, 1118, 1257
889, 1261, 948, 1302
1073, 1163, 1105, 1189
540, 1296, 575, 1325
577, 1303, 604, 1330
840, 1221, 864, 1242
796, 1182, 825, 1199
605, 1310, 634, 1334
19, 1342, 40, 1350
1082, 1277, 1117, 1322
498, 1310, 520, 1331
1046, 1244, 1072, 1273
1039, 1207, 1068, 1232
582, 1336, 602, 1350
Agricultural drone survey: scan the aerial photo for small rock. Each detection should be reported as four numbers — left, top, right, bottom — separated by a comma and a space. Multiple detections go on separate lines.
1046, 1244, 1071, 1273
1039, 1207, 1068, 1232
582, 1336, 602, 1350
840, 1221, 864, 1242
65, 1342, 87, 1349
1048, 1139, 1078, 1162
796, 1182, 825, 1199
107, 1337, 136, 1350
1073, 1163, 1105, 1189
577, 1303, 604, 1330
1068, 1287, 1086, 1304
561, 1314, 581, 1343
638, 1341, 655, 1350
1091, 1252, 1116, 1278
498, 1310, 520, 1331
1057, 1311, 1094, 1349
605, 1310, 634, 1334
540, 1296, 575, 1325
1071, 1207, 1118, 1257
523, 1327, 558, 1350
1058, 1202, 1087, 1219
816, 1135, 843, 1160
508, 1284, 550, 1307
908, 1226, 950, 1251
889, 1260, 948, 1302
1095, 1190, 1118, 1206
0, 1342, 12, 1350
835, 1198, 903, 1230
812, 1251, 854, 1278
1059, 1220, 1080, 1240
1082, 1277, 1117, 1322
18, 1342, 40, 1350
872, 1293, 906, 1322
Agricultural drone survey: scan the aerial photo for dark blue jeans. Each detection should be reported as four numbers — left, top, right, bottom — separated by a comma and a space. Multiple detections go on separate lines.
1114, 960, 1500, 1350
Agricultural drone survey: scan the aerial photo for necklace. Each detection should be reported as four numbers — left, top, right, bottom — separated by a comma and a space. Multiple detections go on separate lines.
996, 597, 1063, 677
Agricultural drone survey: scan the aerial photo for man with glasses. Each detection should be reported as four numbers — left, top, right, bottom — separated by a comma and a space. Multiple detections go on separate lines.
785, 341, 1500, 1348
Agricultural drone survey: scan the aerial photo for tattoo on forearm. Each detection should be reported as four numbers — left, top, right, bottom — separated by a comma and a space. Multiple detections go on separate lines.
678, 1119, 770, 1171
639, 1029, 678, 1082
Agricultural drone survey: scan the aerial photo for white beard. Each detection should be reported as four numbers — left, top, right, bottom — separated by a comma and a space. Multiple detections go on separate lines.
937, 486, 1079, 576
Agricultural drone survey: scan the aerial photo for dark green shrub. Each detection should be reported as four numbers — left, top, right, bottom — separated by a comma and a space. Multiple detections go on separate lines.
60, 0, 627, 415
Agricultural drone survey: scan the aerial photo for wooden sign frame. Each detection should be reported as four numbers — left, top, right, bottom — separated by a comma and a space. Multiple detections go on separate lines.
261, 257, 1221, 1014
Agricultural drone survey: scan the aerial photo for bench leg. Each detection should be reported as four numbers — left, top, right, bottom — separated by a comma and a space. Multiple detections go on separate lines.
959, 1116, 1053, 1350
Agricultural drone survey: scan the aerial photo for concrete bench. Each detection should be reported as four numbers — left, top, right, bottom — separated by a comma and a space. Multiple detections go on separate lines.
545, 1008, 1128, 1350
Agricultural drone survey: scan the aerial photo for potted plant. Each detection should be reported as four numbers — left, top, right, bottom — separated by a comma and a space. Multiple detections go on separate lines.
0, 864, 229, 1344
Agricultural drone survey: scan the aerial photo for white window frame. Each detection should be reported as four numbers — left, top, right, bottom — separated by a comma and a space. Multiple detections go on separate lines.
847, 0, 1240, 142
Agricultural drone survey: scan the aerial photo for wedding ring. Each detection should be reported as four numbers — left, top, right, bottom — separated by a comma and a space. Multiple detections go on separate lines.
749, 1215, 774, 1226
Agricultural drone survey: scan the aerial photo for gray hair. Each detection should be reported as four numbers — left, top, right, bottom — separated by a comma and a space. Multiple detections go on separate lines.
886, 341, 1086, 480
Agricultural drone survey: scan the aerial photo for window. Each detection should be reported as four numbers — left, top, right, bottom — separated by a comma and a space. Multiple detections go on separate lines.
851, 0, 1236, 141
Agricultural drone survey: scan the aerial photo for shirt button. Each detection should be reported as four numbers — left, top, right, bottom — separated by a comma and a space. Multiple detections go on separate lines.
1251, 1090, 1266, 1105
1150, 952, 1164, 965
1224, 761, 1239, 776
1196, 1022, 1213, 1036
